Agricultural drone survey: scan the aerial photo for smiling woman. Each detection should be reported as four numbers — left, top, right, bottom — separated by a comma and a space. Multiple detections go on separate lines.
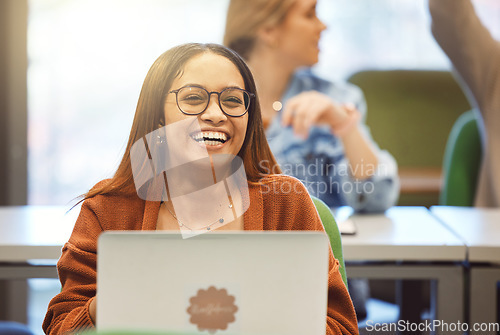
42, 43, 358, 335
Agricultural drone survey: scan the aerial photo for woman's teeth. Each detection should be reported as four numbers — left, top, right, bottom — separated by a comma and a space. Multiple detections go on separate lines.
191, 132, 228, 146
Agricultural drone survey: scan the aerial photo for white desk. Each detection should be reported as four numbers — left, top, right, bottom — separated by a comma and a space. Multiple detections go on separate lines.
0, 206, 76, 323
342, 206, 466, 262
0, 206, 468, 330
0, 206, 76, 264
341, 206, 467, 331
430, 206, 500, 263
431, 206, 500, 335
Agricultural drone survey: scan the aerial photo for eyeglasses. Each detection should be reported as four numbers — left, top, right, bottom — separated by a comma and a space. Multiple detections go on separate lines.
169, 85, 255, 117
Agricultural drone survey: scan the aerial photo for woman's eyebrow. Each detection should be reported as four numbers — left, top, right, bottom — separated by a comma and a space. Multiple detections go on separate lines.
179, 84, 245, 91
178, 83, 204, 89
224, 85, 245, 90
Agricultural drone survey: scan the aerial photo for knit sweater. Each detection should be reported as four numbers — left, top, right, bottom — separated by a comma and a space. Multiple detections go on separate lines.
430, 0, 500, 207
43, 175, 358, 335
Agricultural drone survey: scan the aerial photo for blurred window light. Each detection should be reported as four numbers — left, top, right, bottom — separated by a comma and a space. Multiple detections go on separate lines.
315, 0, 500, 82
27, 0, 499, 204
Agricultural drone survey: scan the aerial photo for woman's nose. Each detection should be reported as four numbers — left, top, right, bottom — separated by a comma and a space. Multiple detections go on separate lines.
318, 18, 327, 32
200, 93, 227, 124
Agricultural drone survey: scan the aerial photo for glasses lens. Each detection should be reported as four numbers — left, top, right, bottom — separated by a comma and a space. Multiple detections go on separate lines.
177, 87, 209, 115
220, 89, 250, 116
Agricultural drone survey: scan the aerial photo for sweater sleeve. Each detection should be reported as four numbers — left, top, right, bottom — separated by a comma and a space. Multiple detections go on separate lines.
325, 258, 359, 335
43, 199, 103, 335
262, 176, 358, 334
429, 0, 500, 111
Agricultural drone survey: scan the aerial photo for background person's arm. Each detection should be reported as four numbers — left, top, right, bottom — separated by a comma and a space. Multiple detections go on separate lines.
281, 82, 399, 212
282, 91, 378, 180
429, 0, 500, 113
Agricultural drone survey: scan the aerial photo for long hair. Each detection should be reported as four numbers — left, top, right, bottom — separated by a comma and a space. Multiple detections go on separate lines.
223, 0, 295, 60
82, 43, 280, 201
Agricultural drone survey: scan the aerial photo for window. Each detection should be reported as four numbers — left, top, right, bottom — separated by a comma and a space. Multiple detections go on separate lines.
28, 0, 229, 204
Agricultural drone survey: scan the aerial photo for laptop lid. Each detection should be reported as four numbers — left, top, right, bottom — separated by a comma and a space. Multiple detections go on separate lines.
97, 231, 329, 335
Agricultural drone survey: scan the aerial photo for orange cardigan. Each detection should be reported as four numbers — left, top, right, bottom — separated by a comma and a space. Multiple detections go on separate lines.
43, 175, 358, 334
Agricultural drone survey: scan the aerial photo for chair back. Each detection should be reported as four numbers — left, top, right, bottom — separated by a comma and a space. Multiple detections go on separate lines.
311, 196, 348, 287
348, 70, 471, 167
348, 70, 472, 206
0, 321, 34, 335
440, 110, 482, 206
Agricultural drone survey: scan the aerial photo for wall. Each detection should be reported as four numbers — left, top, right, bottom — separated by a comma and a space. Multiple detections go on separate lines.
0, 0, 28, 206
0, 0, 29, 324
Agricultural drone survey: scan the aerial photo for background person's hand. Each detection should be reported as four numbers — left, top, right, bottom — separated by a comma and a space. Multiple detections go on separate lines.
281, 91, 349, 138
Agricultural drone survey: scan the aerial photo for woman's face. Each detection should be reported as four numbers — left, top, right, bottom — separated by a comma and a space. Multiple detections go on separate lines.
163, 52, 249, 160
272, 0, 326, 68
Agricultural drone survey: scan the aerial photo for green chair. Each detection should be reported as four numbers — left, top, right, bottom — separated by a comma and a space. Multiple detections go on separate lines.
440, 110, 482, 206
311, 195, 348, 287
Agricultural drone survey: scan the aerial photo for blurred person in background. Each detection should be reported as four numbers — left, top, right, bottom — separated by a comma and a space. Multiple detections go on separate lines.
430, 0, 500, 207
224, 0, 400, 321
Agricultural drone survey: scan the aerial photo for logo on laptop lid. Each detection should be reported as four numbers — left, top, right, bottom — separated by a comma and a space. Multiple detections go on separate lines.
187, 286, 238, 333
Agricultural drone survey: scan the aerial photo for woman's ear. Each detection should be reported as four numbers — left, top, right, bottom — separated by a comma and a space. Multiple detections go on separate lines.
256, 24, 280, 48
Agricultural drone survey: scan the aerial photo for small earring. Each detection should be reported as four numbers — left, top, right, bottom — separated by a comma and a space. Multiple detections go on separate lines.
157, 121, 165, 145
157, 135, 166, 145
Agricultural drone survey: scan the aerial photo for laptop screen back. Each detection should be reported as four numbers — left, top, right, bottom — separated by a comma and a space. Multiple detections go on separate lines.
97, 231, 329, 335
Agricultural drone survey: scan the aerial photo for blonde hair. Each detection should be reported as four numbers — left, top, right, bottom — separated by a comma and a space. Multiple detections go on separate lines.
223, 0, 295, 60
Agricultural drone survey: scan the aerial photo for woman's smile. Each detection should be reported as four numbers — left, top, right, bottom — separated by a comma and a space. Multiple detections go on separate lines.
190, 130, 230, 148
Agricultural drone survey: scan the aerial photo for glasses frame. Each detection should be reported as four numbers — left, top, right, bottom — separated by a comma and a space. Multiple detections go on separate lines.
169, 85, 255, 117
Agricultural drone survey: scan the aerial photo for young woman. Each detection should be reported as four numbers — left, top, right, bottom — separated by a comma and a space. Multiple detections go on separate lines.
42, 43, 358, 335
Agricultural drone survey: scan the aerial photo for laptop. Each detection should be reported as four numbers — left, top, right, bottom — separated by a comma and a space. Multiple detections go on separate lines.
97, 231, 330, 335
